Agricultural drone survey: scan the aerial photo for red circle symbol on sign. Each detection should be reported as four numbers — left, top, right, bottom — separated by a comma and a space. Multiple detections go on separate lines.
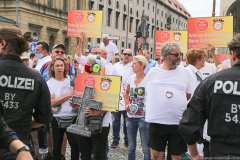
84, 77, 95, 87
196, 20, 208, 31
75, 12, 84, 21
161, 32, 170, 41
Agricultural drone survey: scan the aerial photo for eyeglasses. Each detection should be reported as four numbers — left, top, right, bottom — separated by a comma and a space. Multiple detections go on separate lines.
92, 52, 101, 55
169, 53, 181, 57
55, 51, 65, 54
123, 53, 132, 56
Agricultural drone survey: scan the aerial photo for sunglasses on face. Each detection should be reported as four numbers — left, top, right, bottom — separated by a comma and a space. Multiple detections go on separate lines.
123, 53, 132, 56
169, 53, 181, 57
92, 52, 101, 55
55, 51, 65, 54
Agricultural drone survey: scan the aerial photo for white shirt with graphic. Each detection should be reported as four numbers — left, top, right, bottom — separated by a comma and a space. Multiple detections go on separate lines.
127, 75, 147, 118
47, 78, 77, 117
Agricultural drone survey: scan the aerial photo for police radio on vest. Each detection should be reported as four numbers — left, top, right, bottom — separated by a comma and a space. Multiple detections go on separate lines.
0, 75, 34, 90
214, 80, 240, 95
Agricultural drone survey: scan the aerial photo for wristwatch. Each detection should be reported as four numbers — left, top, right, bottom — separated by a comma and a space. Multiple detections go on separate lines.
16, 145, 31, 154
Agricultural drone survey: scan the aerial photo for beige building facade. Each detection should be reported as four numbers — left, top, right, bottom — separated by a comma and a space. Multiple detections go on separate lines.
0, 0, 190, 56
0, 0, 85, 55
220, 0, 240, 34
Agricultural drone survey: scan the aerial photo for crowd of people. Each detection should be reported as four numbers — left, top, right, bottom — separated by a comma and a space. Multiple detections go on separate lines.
0, 25, 240, 160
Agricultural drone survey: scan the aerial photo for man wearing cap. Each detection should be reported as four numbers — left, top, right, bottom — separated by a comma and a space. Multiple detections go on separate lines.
39, 44, 74, 81
100, 34, 119, 62
20, 52, 31, 66
52, 44, 66, 59
179, 34, 240, 158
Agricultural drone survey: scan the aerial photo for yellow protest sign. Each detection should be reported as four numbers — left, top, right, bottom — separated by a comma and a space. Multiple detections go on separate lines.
67, 10, 103, 38
74, 74, 121, 112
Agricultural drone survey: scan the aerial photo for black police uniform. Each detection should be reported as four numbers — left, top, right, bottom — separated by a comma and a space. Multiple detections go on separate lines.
0, 106, 18, 150
0, 54, 52, 159
179, 62, 240, 157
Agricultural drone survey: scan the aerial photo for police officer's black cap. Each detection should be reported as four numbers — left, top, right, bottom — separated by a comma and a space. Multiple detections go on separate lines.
52, 44, 65, 51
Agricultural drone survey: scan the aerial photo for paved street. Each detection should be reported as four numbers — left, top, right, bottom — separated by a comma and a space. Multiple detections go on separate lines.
65, 127, 144, 160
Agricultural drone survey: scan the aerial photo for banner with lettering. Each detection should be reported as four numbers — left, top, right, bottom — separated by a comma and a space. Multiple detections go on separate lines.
74, 74, 121, 112
188, 16, 233, 49
67, 10, 103, 38
155, 30, 188, 55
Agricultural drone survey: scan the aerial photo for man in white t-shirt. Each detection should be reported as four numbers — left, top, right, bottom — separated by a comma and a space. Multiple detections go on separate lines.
143, 42, 195, 160
100, 34, 119, 62
110, 49, 134, 148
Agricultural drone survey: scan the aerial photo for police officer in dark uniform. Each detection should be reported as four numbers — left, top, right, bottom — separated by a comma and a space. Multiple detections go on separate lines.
0, 26, 52, 159
179, 34, 240, 159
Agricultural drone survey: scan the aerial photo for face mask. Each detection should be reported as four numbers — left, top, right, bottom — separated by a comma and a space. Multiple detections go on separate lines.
84, 65, 93, 74
36, 53, 44, 59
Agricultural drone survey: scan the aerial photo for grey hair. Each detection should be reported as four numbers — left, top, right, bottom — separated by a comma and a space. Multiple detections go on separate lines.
160, 42, 180, 57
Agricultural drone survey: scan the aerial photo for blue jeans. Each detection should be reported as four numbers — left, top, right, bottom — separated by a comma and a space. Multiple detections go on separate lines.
127, 117, 151, 160
112, 111, 128, 144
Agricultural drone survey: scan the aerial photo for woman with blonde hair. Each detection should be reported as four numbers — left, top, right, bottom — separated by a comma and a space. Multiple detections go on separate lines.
124, 55, 151, 160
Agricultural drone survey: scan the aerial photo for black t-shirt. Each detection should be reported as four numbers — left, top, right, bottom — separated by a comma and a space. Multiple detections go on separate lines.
0, 54, 52, 142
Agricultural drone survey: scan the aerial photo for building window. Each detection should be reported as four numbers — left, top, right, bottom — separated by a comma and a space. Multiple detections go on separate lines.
63, 0, 68, 11
143, 1, 144, 7
76, 0, 81, 9
90, 1, 94, 10
129, 17, 133, 33
173, 17, 174, 23
157, 9, 159, 14
123, 14, 127, 30
136, 19, 140, 32
47, 0, 52, 8
137, 0, 139, 4
49, 35, 55, 52
116, 1, 119, 9
153, 6, 154, 12
128, 43, 131, 49
122, 42, 125, 48
115, 12, 120, 29
99, 4, 104, 10
161, 11, 163, 16
107, 8, 112, 27
148, 3, 150, 9
151, 25, 154, 38
97, 38, 101, 44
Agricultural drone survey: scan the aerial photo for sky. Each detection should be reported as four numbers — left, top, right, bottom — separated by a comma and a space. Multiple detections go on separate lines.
177, 0, 221, 17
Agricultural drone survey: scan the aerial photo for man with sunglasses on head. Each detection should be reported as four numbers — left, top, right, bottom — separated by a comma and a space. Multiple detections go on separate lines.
142, 42, 194, 160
